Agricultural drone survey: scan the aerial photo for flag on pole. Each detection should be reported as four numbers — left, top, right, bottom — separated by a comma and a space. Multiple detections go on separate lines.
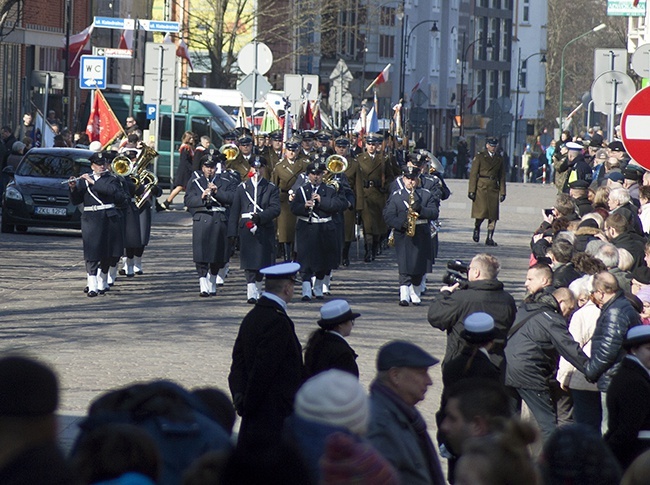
634, 0, 640, 6
466, 89, 484, 110
518, 98, 525, 120
365, 64, 391, 92
65, 24, 94, 68
312, 98, 322, 130
236, 95, 250, 130
282, 100, 292, 143
410, 77, 425, 96
163, 32, 173, 44
353, 104, 368, 147
393, 102, 403, 137
300, 100, 315, 130
176, 38, 194, 70
261, 103, 282, 133
86, 90, 125, 149
118, 29, 133, 50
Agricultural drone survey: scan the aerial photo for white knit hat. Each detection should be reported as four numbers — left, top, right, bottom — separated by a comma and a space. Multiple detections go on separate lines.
294, 369, 369, 436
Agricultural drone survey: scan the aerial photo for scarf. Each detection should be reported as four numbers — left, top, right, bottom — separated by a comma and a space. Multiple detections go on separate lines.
371, 380, 446, 485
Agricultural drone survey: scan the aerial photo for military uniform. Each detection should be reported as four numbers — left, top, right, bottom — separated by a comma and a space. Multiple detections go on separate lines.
384, 168, 439, 306
291, 164, 349, 300
184, 159, 238, 296
69, 153, 129, 296
228, 166, 281, 302
356, 149, 391, 260
468, 139, 506, 246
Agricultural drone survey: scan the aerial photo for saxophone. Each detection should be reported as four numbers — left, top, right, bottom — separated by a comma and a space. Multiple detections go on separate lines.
406, 190, 418, 237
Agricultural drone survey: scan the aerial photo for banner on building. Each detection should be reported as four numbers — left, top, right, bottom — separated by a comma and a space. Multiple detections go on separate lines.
607, 0, 647, 16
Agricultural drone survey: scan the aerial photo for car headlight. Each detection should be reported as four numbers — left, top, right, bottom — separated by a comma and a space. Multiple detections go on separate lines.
4, 185, 23, 201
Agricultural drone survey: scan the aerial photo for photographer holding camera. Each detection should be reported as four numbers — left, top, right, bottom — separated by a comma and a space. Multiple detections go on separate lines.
427, 253, 517, 370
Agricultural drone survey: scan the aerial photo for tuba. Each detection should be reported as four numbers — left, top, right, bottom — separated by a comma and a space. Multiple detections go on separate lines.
324, 154, 348, 191
219, 143, 240, 161
111, 154, 133, 177
130, 144, 159, 208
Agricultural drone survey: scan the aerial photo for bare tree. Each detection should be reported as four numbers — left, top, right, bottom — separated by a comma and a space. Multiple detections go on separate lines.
0, 0, 23, 41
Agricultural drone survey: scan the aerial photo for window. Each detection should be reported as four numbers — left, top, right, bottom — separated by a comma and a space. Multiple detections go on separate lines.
160, 115, 186, 142
380, 7, 395, 26
430, 35, 441, 75
489, 70, 498, 99
379, 35, 395, 58
523, 0, 530, 22
520, 59, 528, 89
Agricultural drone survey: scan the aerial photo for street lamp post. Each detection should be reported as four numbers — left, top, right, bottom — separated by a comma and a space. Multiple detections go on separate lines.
558, 23, 606, 131
513, 49, 546, 182
459, 33, 491, 136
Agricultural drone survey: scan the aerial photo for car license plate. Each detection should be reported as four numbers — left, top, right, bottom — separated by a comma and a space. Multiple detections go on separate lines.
34, 206, 67, 216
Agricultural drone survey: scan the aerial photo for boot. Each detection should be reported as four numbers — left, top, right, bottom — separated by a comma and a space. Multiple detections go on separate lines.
372, 241, 379, 261
199, 277, 210, 297
399, 285, 410, 306
133, 256, 143, 275
409, 284, 422, 305
313, 279, 324, 299
97, 271, 109, 294
486, 229, 498, 246
301, 281, 312, 301
246, 282, 258, 304
363, 243, 372, 263
208, 273, 217, 296
108, 265, 117, 286
118, 256, 127, 275
216, 266, 227, 286
472, 224, 480, 243
322, 274, 331, 295
342, 242, 351, 266
125, 258, 135, 277
283, 243, 292, 262
87, 274, 98, 297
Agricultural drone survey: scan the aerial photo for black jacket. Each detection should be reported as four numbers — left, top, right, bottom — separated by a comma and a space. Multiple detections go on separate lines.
304, 331, 359, 379
605, 356, 650, 469
584, 291, 641, 391
505, 293, 588, 391
552, 262, 582, 289
427, 279, 517, 369
611, 231, 647, 272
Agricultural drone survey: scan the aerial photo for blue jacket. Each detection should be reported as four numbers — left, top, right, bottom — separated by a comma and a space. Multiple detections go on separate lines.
585, 291, 641, 391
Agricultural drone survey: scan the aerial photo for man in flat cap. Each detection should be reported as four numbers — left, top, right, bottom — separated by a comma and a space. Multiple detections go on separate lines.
468, 137, 506, 246
228, 262, 304, 451
0, 356, 74, 484
367, 340, 446, 485
228, 134, 259, 180
568, 179, 593, 216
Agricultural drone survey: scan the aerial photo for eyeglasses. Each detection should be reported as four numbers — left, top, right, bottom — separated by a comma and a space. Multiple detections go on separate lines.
126, 120, 135, 124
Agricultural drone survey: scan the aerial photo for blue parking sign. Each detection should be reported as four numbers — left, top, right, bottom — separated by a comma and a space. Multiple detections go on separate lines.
146, 105, 157, 120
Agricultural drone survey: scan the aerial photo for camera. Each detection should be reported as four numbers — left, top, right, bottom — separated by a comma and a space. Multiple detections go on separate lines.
442, 260, 469, 287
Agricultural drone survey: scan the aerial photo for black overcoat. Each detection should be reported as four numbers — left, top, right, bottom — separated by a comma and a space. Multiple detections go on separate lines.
290, 182, 348, 273
70, 173, 128, 262
383, 187, 438, 275
228, 178, 280, 270
228, 296, 304, 449
304, 331, 359, 379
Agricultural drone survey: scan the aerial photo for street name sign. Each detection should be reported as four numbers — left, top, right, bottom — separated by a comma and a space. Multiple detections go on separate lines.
93, 17, 136, 30
138, 20, 180, 32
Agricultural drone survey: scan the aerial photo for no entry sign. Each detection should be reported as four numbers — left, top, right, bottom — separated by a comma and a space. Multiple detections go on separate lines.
621, 86, 650, 169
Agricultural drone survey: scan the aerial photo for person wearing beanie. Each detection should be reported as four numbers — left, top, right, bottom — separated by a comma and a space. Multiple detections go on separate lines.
304, 299, 360, 378
283, 369, 371, 483
0, 356, 75, 484
605, 326, 650, 469
367, 341, 446, 485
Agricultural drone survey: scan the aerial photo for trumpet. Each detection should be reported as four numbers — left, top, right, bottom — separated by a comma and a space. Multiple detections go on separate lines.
62, 170, 108, 184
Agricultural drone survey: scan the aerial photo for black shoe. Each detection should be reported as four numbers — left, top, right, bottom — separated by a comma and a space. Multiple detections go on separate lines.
84, 286, 89, 293
118, 269, 126, 276
200, 291, 210, 297
473, 227, 480, 243
98, 289, 105, 295
135, 270, 144, 275
126, 273, 135, 278
364, 252, 372, 263
209, 292, 216, 297
486, 238, 498, 246
342, 258, 350, 267
301, 295, 311, 301
316, 295, 324, 300
247, 298, 257, 304
88, 291, 98, 297
399, 300, 409, 307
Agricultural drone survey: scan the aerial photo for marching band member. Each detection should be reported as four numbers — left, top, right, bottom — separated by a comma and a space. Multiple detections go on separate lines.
184, 154, 237, 297
291, 160, 349, 301
271, 137, 308, 262
335, 136, 364, 266
228, 156, 281, 303
383, 166, 439, 306
68, 152, 128, 297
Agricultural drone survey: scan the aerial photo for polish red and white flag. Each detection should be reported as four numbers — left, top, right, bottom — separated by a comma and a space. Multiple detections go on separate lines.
365, 64, 391, 92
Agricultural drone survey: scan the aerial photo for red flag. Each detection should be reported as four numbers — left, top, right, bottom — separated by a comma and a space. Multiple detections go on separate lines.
634, 0, 640, 6
86, 90, 125, 149
466, 89, 484, 110
365, 64, 391, 91
118, 29, 133, 50
64, 24, 94, 68
176, 39, 194, 70
301, 100, 314, 129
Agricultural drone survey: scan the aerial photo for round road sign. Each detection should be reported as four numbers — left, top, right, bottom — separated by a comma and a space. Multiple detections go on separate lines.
238, 42, 273, 75
621, 86, 650, 169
